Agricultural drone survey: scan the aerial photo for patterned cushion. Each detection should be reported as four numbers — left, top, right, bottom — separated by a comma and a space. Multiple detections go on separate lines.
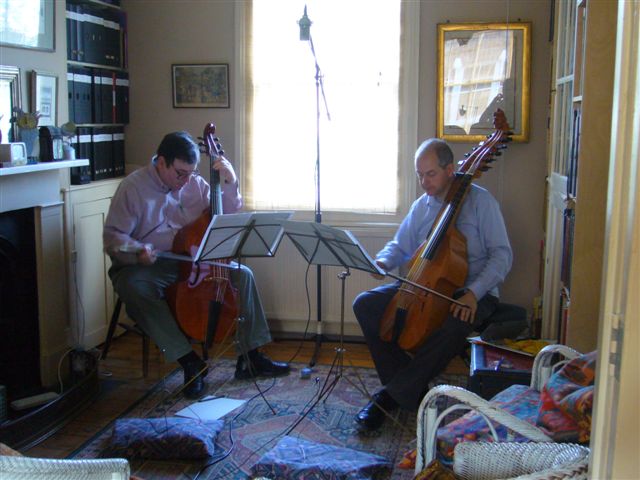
250, 435, 392, 479
105, 417, 223, 460
436, 384, 542, 464
537, 351, 596, 442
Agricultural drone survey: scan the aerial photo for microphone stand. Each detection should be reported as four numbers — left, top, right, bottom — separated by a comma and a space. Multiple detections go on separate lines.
304, 32, 331, 367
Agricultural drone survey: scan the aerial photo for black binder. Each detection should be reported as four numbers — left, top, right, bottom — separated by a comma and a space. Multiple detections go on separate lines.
66, 4, 78, 61
71, 127, 93, 185
111, 126, 125, 177
82, 6, 104, 66
115, 71, 129, 124
102, 9, 122, 67
91, 68, 102, 124
92, 127, 113, 180
72, 67, 93, 124
75, 4, 86, 63
67, 70, 75, 123
100, 70, 115, 124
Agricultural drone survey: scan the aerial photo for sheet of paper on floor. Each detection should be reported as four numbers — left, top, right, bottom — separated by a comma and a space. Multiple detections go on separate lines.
175, 396, 247, 421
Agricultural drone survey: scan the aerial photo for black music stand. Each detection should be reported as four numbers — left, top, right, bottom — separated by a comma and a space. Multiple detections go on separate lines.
195, 211, 293, 263
195, 211, 292, 412
282, 221, 383, 411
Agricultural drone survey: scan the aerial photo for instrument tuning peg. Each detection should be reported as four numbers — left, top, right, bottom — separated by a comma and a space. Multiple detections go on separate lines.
501, 137, 513, 143
213, 136, 220, 142
493, 151, 502, 156
479, 166, 491, 172
464, 152, 471, 158
485, 157, 495, 163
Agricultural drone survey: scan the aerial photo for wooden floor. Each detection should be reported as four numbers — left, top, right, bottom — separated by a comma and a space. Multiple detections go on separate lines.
22, 332, 468, 459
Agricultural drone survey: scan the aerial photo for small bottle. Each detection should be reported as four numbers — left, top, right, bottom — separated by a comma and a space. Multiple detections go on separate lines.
63, 142, 76, 160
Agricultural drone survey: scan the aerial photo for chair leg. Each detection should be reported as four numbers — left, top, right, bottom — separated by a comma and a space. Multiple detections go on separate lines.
102, 298, 123, 360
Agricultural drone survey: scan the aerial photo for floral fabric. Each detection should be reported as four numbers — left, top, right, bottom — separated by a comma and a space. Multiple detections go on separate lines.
435, 384, 541, 464
536, 351, 596, 442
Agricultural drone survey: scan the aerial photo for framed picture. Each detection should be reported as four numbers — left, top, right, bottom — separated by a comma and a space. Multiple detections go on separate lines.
172, 64, 230, 108
30, 70, 58, 126
437, 22, 531, 142
0, 0, 55, 51
0, 65, 22, 142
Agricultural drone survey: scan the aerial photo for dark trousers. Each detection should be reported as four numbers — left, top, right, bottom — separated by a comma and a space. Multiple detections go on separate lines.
353, 282, 498, 410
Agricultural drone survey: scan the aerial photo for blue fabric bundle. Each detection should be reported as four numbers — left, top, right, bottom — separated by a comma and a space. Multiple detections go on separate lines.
106, 417, 223, 459
251, 435, 392, 479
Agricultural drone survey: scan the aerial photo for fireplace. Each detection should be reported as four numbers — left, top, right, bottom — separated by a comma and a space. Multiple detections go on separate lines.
0, 208, 41, 398
0, 160, 88, 390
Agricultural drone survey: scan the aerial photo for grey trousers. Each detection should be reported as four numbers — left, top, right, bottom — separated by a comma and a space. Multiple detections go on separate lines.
353, 281, 498, 410
109, 259, 272, 363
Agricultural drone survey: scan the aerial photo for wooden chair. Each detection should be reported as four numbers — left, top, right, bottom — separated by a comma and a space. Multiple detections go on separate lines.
101, 297, 208, 377
101, 297, 150, 377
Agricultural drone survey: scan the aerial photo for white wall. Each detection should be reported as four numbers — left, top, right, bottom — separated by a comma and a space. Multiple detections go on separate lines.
122, 0, 238, 166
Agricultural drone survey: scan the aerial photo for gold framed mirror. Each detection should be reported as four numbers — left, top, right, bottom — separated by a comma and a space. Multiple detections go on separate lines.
437, 22, 531, 142
0, 65, 22, 143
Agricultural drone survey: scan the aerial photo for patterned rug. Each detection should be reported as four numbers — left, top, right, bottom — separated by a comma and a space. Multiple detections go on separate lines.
70, 358, 466, 479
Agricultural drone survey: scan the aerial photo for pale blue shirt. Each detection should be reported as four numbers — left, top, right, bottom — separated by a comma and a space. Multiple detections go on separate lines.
376, 184, 512, 299
103, 159, 242, 261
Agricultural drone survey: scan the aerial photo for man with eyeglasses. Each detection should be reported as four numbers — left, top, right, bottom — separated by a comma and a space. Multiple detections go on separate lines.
351, 138, 512, 430
103, 131, 289, 398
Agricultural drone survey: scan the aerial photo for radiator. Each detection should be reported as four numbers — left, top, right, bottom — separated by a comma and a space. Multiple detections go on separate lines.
245, 224, 396, 337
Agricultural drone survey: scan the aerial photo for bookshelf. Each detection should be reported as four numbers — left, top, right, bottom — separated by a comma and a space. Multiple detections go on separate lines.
65, 0, 128, 184
542, 0, 617, 351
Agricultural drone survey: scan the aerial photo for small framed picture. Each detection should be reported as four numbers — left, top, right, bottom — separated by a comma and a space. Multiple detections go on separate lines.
172, 63, 230, 108
30, 70, 58, 126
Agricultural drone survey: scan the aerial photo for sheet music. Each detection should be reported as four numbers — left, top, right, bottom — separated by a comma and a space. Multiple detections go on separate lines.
282, 221, 384, 275
194, 211, 293, 262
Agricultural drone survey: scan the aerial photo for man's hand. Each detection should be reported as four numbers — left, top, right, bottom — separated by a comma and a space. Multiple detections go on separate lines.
371, 260, 388, 280
212, 156, 237, 185
137, 244, 157, 266
450, 290, 477, 323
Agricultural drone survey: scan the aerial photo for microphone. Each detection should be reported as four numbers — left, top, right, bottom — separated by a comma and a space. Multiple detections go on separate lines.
298, 6, 312, 41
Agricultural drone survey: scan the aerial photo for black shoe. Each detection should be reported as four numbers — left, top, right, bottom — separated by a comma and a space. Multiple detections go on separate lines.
355, 389, 398, 431
183, 360, 207, 399
235, 351, 290, 380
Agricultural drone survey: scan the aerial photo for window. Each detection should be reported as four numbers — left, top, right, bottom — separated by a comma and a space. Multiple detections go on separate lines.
235, 0, 419, 222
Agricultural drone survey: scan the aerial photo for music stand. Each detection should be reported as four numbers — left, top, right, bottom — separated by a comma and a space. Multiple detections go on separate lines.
195, 211, 293, 263
282, 221, 383, 406
195, 211, 292, 412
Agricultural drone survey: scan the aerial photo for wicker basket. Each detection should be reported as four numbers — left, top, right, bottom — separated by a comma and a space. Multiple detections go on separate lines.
453, 442, 589, 480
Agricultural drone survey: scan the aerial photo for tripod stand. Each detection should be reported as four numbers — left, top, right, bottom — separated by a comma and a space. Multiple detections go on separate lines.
282, 222, 383, 414
299, 8, 331, 368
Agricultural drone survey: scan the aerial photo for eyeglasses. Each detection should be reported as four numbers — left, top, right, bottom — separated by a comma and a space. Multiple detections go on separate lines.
172, 165, 200, 180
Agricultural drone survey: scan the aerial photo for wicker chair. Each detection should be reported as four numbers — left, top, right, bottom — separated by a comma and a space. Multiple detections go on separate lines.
415, 344, 588, 479
0, 455, 130, 479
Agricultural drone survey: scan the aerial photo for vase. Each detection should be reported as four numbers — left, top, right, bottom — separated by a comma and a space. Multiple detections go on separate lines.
19, 128, 39, 160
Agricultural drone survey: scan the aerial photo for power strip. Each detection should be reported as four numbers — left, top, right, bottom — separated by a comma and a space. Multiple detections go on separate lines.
11, 392, 60, 411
